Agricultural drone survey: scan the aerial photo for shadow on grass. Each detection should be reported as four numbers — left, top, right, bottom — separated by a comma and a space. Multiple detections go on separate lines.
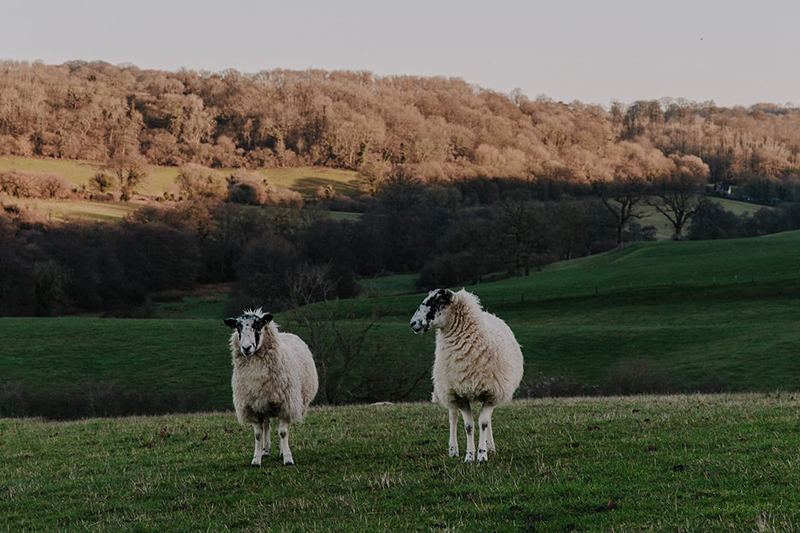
293, 177, 361, 197
0, 381, 229, 420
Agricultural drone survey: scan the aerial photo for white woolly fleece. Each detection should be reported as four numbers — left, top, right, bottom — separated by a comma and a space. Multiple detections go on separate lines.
230, 319, 319, 426
431, 290, 524, 409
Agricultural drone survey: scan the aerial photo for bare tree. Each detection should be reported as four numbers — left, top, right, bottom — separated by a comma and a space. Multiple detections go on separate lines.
105, 155, 148, 201
285, 263, 427, 404
590, 176, 649, 246
649, 155, 711, 240
498, 201, 550, 275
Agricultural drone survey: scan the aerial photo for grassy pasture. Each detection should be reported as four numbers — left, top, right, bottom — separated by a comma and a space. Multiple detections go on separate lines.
0, 156, 359, 198
255, 167, 361, 197
3, 199, 139, 221
0, 157, 770, 233
638, 197, 768, 240
0, 156, 99, 184
153, 284, 231, 320
358, 273, 420, 296
2, 231, 800, 417
2, 394, 800, 531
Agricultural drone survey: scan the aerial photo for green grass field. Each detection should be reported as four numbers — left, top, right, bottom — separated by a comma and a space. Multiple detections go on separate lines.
2, 394, 800, 531
2, 231, 799, 416
358, 273, 420, 296
152, 284, 231, 320
255, 167, 361, 197
0, 156, 359, 198
639, 197, 768, 240
0, 156, 770, 234
2, 199, 139, 221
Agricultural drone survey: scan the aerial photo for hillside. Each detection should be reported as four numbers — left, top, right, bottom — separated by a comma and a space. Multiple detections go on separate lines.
1, 231, 799, 418
2, 60, 800, 198
2, 395, 800, 531
0, 154, 770, 228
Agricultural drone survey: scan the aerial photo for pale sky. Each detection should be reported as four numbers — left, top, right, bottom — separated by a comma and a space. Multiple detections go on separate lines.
2, 0, 798, 107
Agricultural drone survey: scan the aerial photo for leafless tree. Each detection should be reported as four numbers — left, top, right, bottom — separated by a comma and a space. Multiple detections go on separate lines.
498, 201, 550, 275
105, 155, 148, 201
285, 263, 427, 404
591, 176, 649, 246
649, 155, 711, 240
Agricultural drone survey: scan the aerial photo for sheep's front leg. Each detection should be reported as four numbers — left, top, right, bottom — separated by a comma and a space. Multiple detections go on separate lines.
486, 413, 496, 454
459, 406, 475, 463
448, 408, 459, 457
477, 404, 494, 463
262, 419, 271, 458
278, 419, 294, 466
251, 424, 263, 467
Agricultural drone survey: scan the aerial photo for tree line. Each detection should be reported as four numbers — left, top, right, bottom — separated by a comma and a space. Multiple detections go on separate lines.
2, 60, 800, 196
2, 169, 799, 318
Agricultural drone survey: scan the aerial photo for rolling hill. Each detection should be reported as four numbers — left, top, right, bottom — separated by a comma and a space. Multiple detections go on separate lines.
1, 231, 799, 418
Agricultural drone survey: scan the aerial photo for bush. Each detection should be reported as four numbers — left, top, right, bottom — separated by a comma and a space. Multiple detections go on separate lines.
623, 221, 657, 243
0, 171, 72, 199
175, 164, 225, 200
265, 183, 303, 209
89, 171, 114, 194
688, 201, 741, 240
318, 195, 373, 213
227, 236, 302, 313
0, 134, 33, 156
227, 170, 268, 205
417, 251, 483, 289
225, 170, 304, 208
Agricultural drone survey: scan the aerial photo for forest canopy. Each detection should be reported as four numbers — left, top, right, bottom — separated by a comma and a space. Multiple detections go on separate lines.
1, 60, 799, 190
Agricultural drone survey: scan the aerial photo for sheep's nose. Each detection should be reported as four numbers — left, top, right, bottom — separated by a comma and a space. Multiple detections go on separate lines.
242, 345, 254, 355
410, 321, 422, 333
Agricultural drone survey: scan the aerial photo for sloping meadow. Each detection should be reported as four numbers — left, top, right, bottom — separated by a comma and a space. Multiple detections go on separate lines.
1, 231, 800, 418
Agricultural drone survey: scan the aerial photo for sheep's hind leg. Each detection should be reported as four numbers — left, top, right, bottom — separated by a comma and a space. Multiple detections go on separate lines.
477, 404, 494, 463
251, 424, 263, 467
278, 419, 294, 466
262, 419, 271, 458
459, 406, 476, 463
448, 408, 459, 457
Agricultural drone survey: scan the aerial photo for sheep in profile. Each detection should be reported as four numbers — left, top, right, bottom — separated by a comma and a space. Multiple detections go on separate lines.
225, 308, 318, 466
410, 289, 523, 463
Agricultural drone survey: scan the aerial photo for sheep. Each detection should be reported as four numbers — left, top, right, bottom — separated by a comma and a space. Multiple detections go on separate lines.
410, 289, 523, 463
224, 308, 318, 466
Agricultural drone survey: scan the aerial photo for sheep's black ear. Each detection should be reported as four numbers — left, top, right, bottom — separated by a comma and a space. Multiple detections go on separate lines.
224, 317, 238, 329
254, 314, 272, 331
439, 288, 455, 304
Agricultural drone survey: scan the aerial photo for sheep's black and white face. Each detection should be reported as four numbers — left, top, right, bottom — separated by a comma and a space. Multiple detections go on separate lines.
410, 289, 454, 334
224, 310, 273, 356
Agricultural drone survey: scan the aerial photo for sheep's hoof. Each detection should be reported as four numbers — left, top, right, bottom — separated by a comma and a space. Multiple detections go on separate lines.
449, 446, 459, 458
487, 445, 496, 454
250, 461, 261, 468
283, 459, 295, 466
477, 449, 488, 463
464, 452, 474, 463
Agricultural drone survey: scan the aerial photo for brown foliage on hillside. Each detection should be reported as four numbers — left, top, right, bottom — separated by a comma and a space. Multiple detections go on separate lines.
1, 60, 800, 185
